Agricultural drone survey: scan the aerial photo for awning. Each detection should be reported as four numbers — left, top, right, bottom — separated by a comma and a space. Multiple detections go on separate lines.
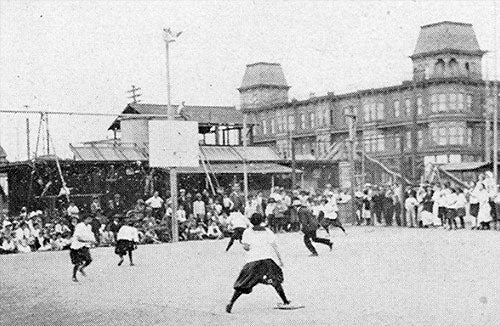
70, 144, 282, 163
440, 162, 490, 172
177, 162, 299, 174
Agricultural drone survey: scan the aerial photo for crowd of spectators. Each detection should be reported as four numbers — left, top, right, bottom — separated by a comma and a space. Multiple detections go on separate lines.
353, 171, 500, 230
2, 171, 500, 255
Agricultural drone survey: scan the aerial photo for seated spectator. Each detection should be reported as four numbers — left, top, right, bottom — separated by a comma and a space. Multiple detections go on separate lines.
67, 202, 80, 218
188, 222, 207, 240
14, 222, 31, 253
0, 233, 16, 254
207, 220, 223, 239
90, 196, 102, 216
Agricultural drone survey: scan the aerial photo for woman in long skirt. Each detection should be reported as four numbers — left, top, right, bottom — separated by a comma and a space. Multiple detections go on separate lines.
115, 219, 139, 266
477, 183, 492, 230
226, 213, 290, 313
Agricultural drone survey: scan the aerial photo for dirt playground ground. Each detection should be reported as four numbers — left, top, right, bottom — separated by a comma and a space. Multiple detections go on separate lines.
1, 226, 499, 326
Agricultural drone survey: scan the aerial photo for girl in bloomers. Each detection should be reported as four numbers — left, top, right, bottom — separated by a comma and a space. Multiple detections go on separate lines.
115, 219, 139, 266
226, 213, 291, 313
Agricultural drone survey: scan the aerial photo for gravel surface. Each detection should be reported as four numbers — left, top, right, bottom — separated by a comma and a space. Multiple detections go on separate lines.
1, 226, 499, 326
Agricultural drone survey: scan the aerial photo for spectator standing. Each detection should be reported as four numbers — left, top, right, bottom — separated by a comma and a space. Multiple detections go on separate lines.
456, 188, 467, 229
146, 191, 164, 221
192, 193, 206, 223
477, 183, 492, 230
404, 191, 418, 227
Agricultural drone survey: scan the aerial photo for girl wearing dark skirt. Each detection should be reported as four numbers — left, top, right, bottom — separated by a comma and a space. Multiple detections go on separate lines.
70, 216, 96, 282
226, 213, 290, 313
115, 220, 139, 266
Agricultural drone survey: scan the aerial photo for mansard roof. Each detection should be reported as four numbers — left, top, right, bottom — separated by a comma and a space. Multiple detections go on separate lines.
239, 62, 290, 91
412, 21, 485, 58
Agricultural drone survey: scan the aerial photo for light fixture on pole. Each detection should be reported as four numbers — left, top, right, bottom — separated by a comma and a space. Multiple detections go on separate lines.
163, 27, 182, 242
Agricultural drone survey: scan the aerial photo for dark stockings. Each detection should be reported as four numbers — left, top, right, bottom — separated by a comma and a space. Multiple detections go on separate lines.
226, 283, 289, 313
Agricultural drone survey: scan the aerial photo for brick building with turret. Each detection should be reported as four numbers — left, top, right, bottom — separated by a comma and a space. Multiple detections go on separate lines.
241, 21, 499, 189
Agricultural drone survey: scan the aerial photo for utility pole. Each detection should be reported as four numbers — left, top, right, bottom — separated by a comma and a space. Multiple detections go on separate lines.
345, 106, 357, 225
127, 85, 142, 103
45, 113, 50, 156
493, 2, 498, 183
163, 27, 182, 242
399, 132, 407, 227
242, 113, 249, 204
290, 131, 296, 189
411, 80, 418, 184
24, 105, 30, 160
485, 69, 492, 162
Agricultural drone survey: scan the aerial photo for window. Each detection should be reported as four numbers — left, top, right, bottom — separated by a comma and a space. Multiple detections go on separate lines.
378, 135, 385, 151
466, 94, 472, 110
364, 102, 384, 122
449, 154, 461, 163
449, 126, 458, 145
430, 94, 438, 112
438, 94, 447, 111
364, 104, 370, 121
270, 119, 275, 134
417, 130, 423, 148
435, 59, 445, 76
457, 93, 464, 110
262, 120, 267, 135
370, 103, 377, 121
438, 127, 447, 145
467, 127, 473, 146
449, 93, 457, 110
310, 113, 315, 129
406, 131, 412, 148
430, 122, 467, 146
377, 103, 384, 120
364, 138, 371, 152
394, 100, 400, 117
395, 136, 401, 150
405, 99, 411, 116
301, 113, 306, 129
431, 128, 438, 145
288, 115, 295, 131
417, 97, 423, 115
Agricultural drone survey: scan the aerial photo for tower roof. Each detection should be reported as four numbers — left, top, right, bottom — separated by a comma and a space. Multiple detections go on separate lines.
412, 21, 485, 58
239, 62, 289, 91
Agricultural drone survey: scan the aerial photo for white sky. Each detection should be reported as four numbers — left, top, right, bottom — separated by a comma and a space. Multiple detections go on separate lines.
0, 0, 499, 160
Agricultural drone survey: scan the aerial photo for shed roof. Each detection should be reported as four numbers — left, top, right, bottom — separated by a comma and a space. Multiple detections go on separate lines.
109, 103, 250, 131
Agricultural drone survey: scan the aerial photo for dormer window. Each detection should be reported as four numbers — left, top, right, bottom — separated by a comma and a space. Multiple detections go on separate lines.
434, 59, 445, 77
